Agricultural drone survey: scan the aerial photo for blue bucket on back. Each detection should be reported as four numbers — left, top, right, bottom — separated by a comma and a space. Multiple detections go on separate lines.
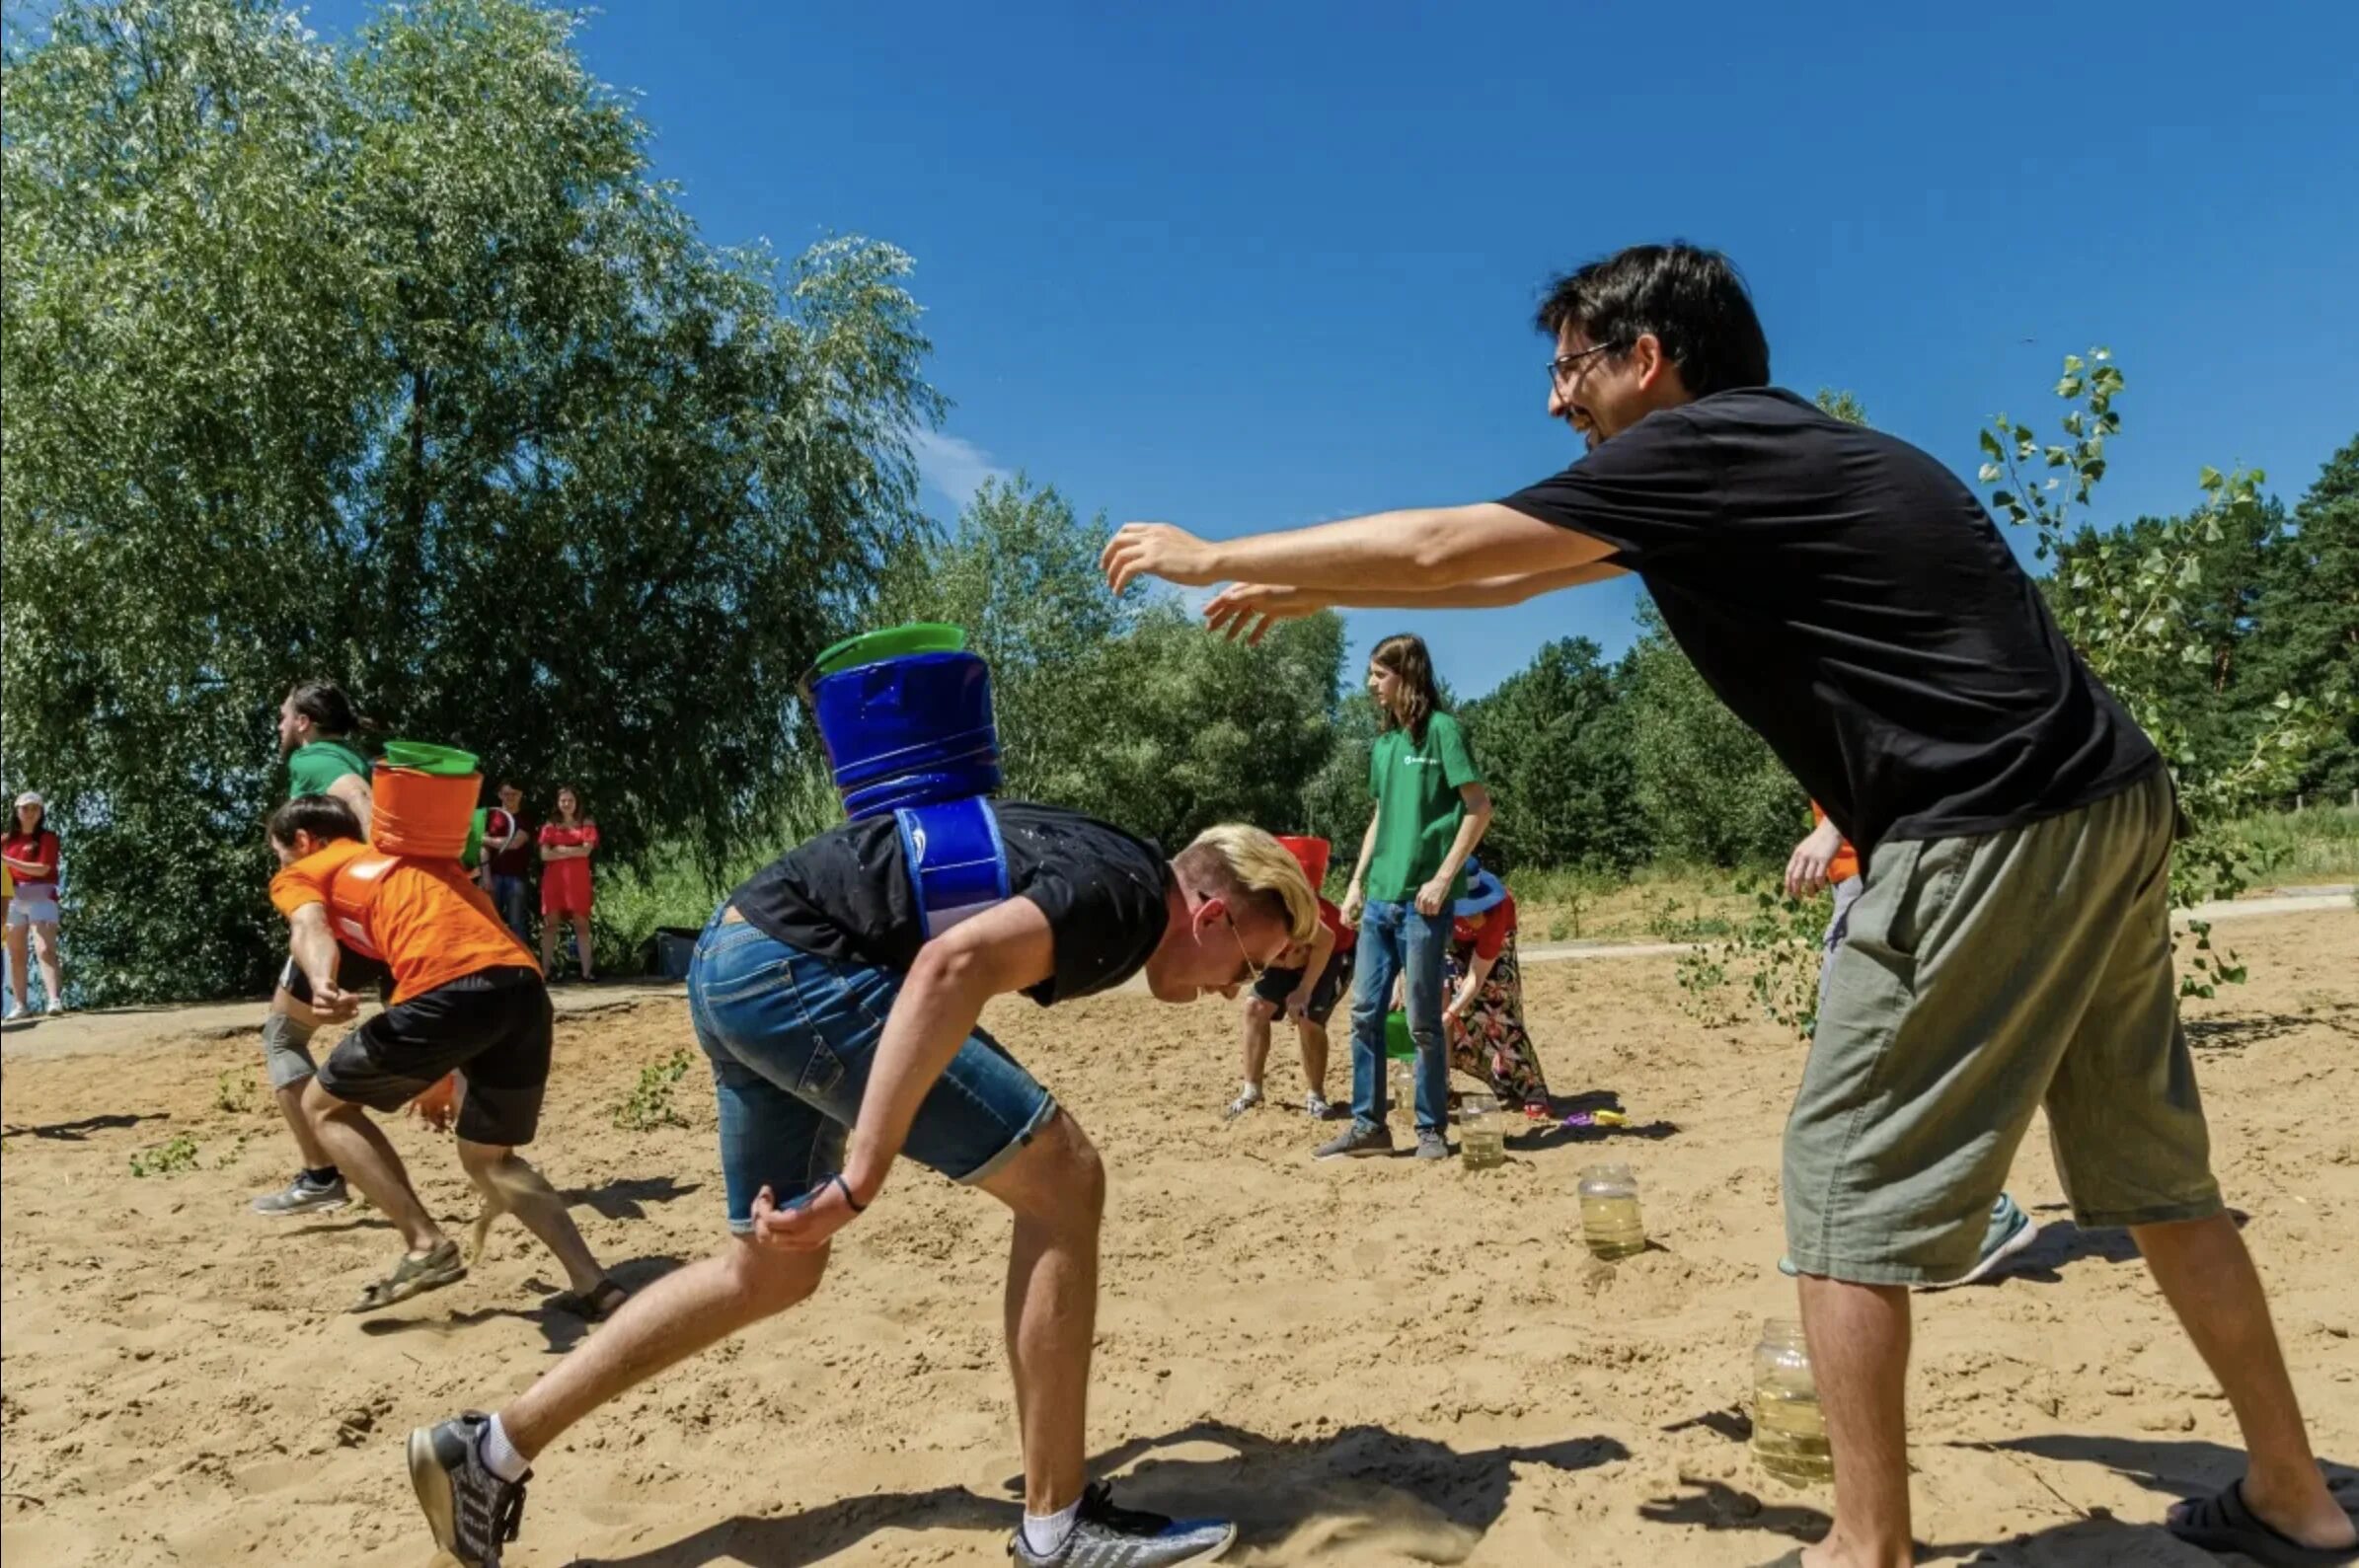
806, 627, 1002, 822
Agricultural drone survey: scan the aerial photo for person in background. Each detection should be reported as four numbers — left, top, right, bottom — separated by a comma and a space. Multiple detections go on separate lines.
483, 781, 535, 948
1318, 635, 1492, 1162
1784, 805, 2039, 1290
3, 791, 67, 1016
1441, 859, 1550, 1112
1226, 843, 1355, 1121
537, 785, 597, 983
253, 679, 380, 1217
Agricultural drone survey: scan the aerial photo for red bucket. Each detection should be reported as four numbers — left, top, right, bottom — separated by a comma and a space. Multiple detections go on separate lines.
1275, 835, 1331, 889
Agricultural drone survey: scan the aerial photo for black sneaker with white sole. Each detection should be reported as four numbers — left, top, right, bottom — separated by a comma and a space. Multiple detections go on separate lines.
408, 1412, 528, 1568
1011, 1481, 1237, 1567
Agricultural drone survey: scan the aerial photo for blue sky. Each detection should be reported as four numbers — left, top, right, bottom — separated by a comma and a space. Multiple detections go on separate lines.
313, 0, 2357, 698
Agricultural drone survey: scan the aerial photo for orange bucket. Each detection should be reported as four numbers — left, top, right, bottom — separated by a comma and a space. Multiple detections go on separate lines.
370, 762, 481, 859
1275, 835, 1331, 888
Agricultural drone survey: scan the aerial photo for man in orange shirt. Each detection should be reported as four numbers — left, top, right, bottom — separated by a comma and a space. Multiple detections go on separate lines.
267, 795, 621, 1318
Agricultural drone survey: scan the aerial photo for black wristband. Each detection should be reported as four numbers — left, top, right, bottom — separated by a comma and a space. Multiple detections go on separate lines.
830, 1172, 867, 1214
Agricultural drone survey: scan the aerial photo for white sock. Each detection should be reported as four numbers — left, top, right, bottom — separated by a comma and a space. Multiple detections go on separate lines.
1022, 1498, 1083, 1555
478, 1413, 530, 1482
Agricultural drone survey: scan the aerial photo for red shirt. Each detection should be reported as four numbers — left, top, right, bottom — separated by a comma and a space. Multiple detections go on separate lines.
2, 829, 60, 892
1452, 893, 1516, 961
1317, 896, 1356, 953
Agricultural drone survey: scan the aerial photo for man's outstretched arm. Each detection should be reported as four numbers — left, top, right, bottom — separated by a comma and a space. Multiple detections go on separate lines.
1101, 502, 1614, 596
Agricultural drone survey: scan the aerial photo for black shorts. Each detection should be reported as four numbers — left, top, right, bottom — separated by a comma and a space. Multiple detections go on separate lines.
316, 967, 551, 1146
1253, 941, 1356, 1026
278, 947, 393, 1005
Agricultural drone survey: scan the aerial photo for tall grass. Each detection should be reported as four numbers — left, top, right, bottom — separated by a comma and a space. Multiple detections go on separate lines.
2217, 803, 2359, 883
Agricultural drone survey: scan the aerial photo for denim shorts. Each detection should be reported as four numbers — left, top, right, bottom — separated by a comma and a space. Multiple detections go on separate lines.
689, 913, 1057, 1233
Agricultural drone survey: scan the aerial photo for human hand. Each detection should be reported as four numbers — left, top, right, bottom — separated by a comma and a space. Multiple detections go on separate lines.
748, 1174, 867, 1252
1414, 875, 1452, 917
1203, 582, 1325, 644
1340, 884, 1364, 928
313, 982, 362, 1021
1284, 990, 1313, 1022
1785, 820, 1844, 900
1101, 522, 1222, 594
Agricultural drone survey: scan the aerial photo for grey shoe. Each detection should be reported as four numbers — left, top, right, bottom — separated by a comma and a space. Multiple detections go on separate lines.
1415, 1129, 1452, 1160
1011, 1481, 1237, 1567
408, 1412, 528, 1568
251, 1172, 349, 1216
1313, 1119, 1395, 1159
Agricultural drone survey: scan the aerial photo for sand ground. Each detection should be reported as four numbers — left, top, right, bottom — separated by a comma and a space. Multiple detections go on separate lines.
3, 911, 2354, 1567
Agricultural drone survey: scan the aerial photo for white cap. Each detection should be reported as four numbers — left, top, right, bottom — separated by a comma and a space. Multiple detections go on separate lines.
12, 790, 41, 809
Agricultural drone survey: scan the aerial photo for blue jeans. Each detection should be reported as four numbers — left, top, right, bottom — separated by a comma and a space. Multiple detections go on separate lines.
1348, 900, 1452, 1133
687, 912, 1057, 1233
490, 873, 531, 945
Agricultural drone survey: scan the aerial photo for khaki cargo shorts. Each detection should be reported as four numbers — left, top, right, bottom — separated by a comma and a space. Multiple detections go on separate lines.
1785, 769, 2222, 1285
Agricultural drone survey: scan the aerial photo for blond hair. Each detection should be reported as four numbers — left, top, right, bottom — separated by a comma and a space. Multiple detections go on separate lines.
1175, 824, 1319, 945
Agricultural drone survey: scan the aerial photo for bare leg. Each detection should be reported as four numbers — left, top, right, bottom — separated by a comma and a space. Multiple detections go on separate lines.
975, 1110, 1104, 1518
5, 922, 27, 1011
2138, 1215, 2357, 1548
1797, 1275, 1915, 1568
500, 1237, 827, 1457
30, 922, 63, 1007
1240, 1011, 1271, 1093
301, 1081, 445, 1254
540, 918, 560, 978
275, 1081, 337, 1169
1297, 1020, 1330, 1099
455, 1140, 605, 1296
571, 916, 596, 982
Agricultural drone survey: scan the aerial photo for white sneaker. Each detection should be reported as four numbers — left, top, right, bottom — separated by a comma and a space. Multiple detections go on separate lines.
1304, 1091, 1333, 1120
1223, 1085, 1263, 1120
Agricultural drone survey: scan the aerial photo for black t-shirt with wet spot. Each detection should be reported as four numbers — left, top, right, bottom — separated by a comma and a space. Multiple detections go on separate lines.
731, 801, 1171, 1006
1499, 387, 2161, 859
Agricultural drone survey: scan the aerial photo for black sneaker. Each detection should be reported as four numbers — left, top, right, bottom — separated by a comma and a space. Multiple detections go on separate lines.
408, 1412, 528, 1568
1313, 1119, 1394, 1160
1010, 1481, 1237, 1566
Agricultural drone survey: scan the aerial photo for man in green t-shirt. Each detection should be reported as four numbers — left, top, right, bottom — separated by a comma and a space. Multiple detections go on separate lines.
252, 681, 379, 1218
1319, 635, 1490, 1163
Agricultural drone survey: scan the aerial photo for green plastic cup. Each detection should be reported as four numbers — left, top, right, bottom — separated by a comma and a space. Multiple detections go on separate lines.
1384, 1009, 1415, 1060
380, 739, 480, 777
809, 623, 967, 680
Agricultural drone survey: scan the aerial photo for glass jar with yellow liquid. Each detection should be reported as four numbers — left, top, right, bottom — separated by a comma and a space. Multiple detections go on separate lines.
1751, 1318, 1834, 1486
1460, 1096, 1506, 1169
1576, 1162, 1644, 1259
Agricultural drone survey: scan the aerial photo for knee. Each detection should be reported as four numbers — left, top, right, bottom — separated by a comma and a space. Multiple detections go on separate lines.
725, 1237, 828, 1314
1039, 1116, 1107, 1227
299, 1078, 357, 1125
455, 1140, 511, 1180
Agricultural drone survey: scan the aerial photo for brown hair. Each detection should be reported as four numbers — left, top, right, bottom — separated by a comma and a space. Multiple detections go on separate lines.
1369, 634, 1442, 742
552, 784, 584, 823
268, 794, 362, 849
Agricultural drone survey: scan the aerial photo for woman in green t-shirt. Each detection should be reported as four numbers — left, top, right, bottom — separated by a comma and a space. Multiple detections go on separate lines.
1316, 635, 1491, 1163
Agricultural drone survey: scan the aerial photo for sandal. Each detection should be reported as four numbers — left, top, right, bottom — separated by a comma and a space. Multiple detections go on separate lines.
2168, 1480, 2359, 1567
347, 1238, 467, 1314
549, 1278, 629, 1322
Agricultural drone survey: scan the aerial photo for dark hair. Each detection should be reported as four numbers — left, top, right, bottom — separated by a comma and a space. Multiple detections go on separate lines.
267, 794, 362, 849
14, 798, 44, 835
285, 679, 368, 737
1534, 243, 1770, 398
1369, 634, 1443, 742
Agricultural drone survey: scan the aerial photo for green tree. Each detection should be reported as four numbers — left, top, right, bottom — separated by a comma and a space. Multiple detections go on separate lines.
1622, 602, 1806, 867
1, 0, 938, 1003
1459, 637, 1641, 873
2245, 436, 2359, 798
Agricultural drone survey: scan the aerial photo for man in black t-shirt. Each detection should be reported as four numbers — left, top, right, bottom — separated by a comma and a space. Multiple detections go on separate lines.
409, 806, 1317, 1568
1101, 247, 2355, 1568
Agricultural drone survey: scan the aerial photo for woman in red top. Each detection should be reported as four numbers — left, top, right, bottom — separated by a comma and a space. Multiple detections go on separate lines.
4, 790, 67, 1016
1442, 860, 1550, 1111
537, 785, 599, 983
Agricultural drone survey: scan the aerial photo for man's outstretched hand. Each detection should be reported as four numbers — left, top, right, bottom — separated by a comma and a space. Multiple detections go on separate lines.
1101, 522, 1221, 595
1203, 582, 1327, 643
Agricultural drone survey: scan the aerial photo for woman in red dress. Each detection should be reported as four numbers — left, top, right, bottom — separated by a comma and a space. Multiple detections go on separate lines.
537, 785, 598, 983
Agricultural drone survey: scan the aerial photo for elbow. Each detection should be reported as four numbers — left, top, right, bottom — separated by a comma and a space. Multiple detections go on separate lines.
1406, 512, 1474, 581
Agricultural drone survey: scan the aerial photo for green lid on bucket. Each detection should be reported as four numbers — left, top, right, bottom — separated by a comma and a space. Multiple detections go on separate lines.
380, 740, 481, 777
810, 623, 966, 680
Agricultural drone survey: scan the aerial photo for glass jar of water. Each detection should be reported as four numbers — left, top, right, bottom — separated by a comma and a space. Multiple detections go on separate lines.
1751, 1318, 1834, 1486
1576, 1162, 1644, 1259
1461, 1097, 1505, 1169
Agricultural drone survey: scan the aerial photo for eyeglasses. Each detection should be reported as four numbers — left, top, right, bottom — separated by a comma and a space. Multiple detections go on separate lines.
1547, 342, 1619, 388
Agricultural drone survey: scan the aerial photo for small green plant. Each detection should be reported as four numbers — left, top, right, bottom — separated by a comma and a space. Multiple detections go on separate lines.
1670, 876, 1829, 1040
614, 1049, 695, 1132
129, 1133, 199, 1178
214, 1070, 258, 1115
213, 1132, 251, 1169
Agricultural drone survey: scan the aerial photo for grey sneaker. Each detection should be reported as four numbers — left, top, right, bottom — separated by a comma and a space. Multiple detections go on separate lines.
1414, 1129, 1451, 1160
408, 1412, 528, 1568
1313, 1119, 1395, 1159
1012, 1481, 1237, 1567
251, 1172, 349, 1216
1919, 1194, 2042, 1290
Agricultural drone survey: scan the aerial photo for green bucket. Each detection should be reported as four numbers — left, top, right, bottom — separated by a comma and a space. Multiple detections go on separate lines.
380, 739, 481, 777
1384, 1009, 1416, 1061
809, 623, 967, 681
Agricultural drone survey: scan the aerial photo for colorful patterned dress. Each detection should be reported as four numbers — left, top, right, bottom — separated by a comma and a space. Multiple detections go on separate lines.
1445, 893, 1551, 1108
